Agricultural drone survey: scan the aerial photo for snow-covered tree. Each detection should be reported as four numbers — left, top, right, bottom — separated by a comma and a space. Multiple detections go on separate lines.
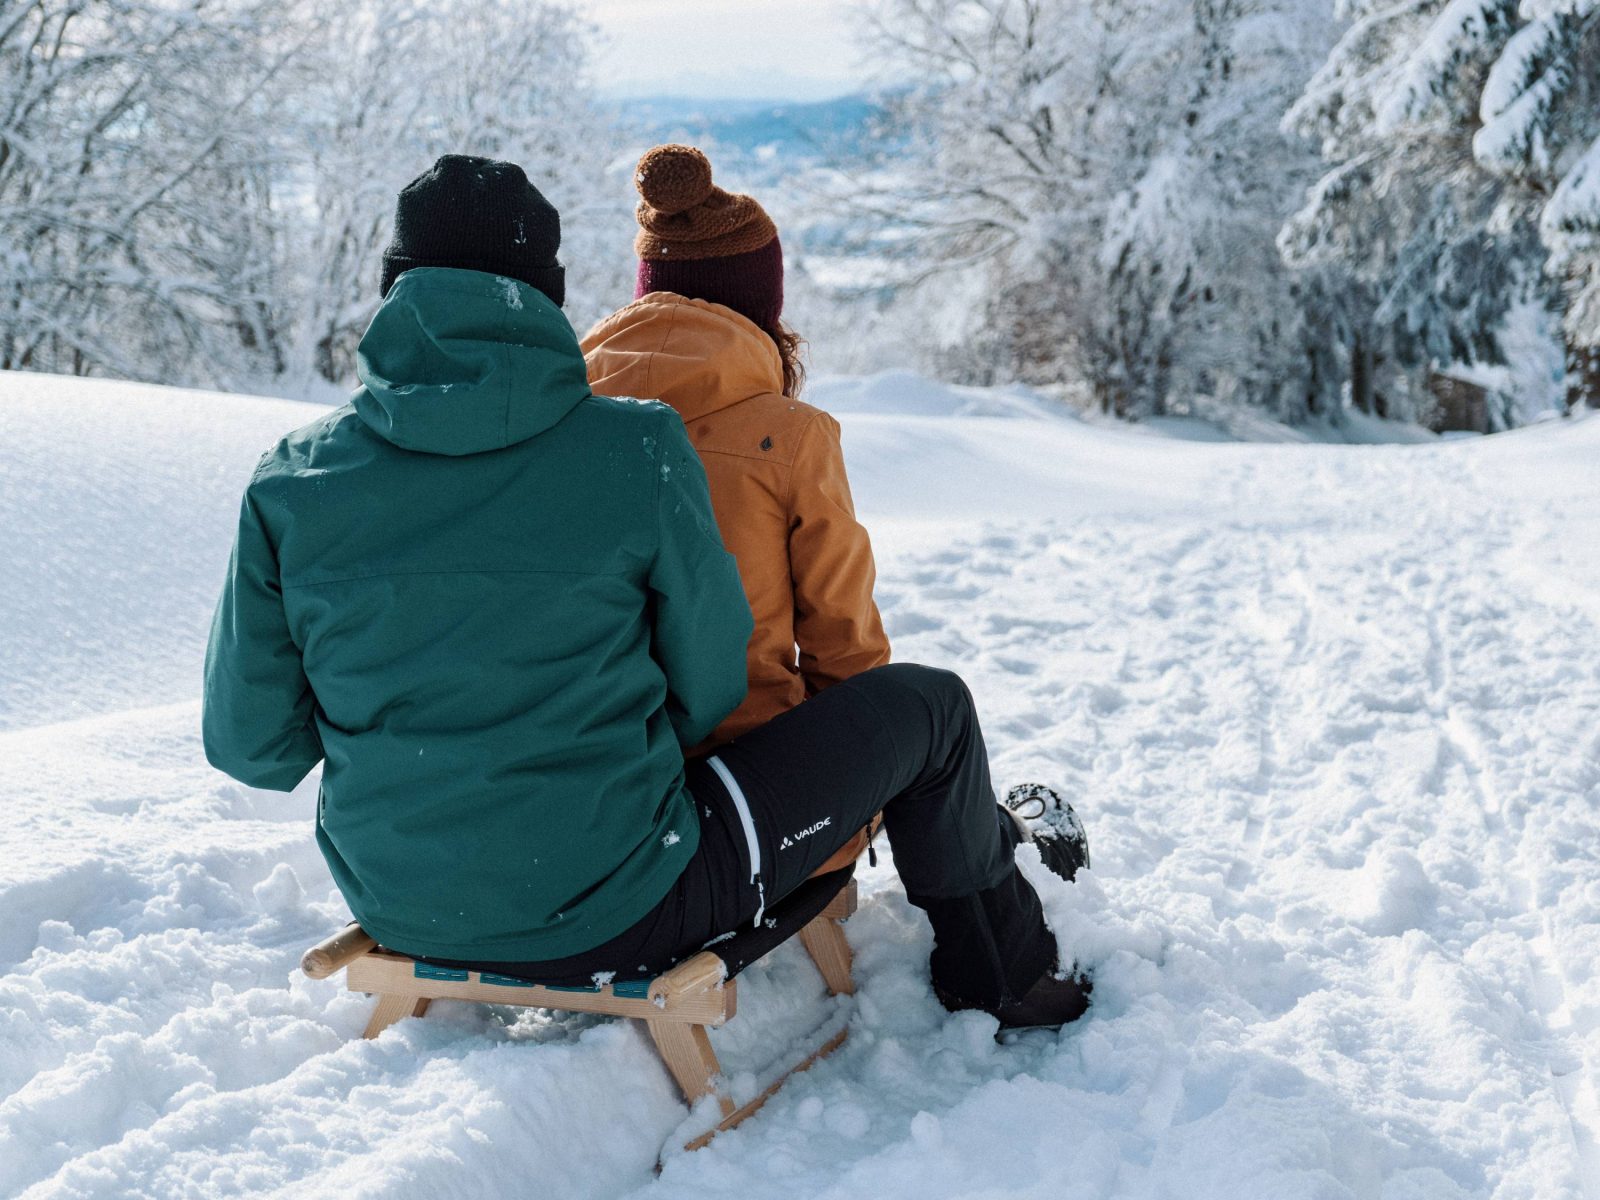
1, 0, 630, 392
280, 0, 633, 389
0, 0, 310, 385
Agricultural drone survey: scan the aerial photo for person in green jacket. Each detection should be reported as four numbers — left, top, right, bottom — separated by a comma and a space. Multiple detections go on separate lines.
204, 155, 1091, 1029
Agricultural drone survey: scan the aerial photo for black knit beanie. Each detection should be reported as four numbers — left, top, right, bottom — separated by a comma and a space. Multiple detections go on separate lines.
380, 154, 565, 306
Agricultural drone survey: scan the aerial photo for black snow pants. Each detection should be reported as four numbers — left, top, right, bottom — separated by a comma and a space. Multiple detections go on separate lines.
437, 663, 1056, 1008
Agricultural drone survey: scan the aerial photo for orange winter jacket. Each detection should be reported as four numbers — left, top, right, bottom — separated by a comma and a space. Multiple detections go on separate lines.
582, 293, 890, 753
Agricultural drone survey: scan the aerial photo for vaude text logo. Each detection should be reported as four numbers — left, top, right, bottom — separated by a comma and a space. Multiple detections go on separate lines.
778, 817, 832, 851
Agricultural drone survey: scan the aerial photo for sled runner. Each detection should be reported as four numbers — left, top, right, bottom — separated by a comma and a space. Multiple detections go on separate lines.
301, 867, 858, 1152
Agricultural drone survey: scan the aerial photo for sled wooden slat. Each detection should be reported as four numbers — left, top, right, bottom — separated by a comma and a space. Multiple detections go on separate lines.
310, 868, 860, 1154
346, 949, 735, 1025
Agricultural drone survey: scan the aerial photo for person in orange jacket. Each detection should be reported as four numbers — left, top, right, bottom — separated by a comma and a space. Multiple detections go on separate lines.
583, 145, 891, 757
577, 146, 1095, 1026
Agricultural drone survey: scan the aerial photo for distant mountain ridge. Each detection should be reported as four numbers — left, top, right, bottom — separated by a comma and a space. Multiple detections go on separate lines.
616, 93, 889, 164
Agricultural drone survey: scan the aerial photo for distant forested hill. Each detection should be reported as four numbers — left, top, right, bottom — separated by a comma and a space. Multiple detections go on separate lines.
621, 93, 890, 166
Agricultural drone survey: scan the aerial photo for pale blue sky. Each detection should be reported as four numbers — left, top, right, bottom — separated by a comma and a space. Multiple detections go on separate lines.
578, 0, 870, 100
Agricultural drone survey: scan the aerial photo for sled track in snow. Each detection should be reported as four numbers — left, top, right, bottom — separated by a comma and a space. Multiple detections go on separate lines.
875, 444, 1600, 1200
1419, 510, 1600, 1200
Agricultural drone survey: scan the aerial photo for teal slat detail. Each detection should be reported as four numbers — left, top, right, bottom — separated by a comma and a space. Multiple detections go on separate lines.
407, 964, 656, 998
479, 973, 538, 988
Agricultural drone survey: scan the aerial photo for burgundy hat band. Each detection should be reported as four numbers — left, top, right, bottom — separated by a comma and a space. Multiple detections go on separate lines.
636, 237, 784, 330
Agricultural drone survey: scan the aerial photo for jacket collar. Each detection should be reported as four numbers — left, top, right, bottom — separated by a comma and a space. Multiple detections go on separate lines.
581, 292, 784, 422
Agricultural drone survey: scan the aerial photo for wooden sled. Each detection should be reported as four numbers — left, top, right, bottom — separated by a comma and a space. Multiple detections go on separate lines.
302, 867, 859, 1152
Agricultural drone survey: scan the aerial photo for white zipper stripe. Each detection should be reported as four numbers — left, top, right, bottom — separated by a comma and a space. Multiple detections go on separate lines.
707, 756, 760, 882
707, 755, 765, 926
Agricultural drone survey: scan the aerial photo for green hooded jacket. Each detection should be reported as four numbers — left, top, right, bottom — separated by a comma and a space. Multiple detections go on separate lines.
202, 267, 753, 961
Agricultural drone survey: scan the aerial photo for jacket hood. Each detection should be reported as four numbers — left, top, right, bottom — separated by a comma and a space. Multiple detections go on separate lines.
581, 292, 784, 422
354, 267, 591, 456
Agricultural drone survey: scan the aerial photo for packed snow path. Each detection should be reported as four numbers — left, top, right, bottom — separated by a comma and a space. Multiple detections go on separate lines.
1, 375, 1596, 1199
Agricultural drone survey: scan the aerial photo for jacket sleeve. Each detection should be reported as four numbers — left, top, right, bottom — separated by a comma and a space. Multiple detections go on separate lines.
648, 412, 754, 748
202, 480, 324, 791
789, 413, 891, 696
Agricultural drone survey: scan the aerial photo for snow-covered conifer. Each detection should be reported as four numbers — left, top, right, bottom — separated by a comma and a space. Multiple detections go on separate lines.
1288, 0, 1599, 414
855, 0, 1339, 421
1473, 0, 1600, 372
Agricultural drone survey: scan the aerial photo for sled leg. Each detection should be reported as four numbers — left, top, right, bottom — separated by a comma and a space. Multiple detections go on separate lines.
680, 1026, 850, 1153
799, 914, 855, 996
646, 1020, 733, 1117
363, 994, 431, 1038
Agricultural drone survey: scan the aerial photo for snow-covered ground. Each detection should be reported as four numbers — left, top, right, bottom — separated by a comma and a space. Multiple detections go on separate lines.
2, 370, 1597, 1199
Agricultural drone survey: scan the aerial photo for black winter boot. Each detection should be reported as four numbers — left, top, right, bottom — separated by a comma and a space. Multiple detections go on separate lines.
932, 951, 1093, 1031
1002, 784, 1090, 883
975, 966, 1093, 1031
914, 865, 1092, 1029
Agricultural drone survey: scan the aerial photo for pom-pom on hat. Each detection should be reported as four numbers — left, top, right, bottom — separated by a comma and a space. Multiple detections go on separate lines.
633, 144, 783, 328
635, 144, 716, 216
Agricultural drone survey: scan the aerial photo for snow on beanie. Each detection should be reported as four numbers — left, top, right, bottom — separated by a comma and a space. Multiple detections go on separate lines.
633, 144, 783, 329
381, 154, 565, 306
